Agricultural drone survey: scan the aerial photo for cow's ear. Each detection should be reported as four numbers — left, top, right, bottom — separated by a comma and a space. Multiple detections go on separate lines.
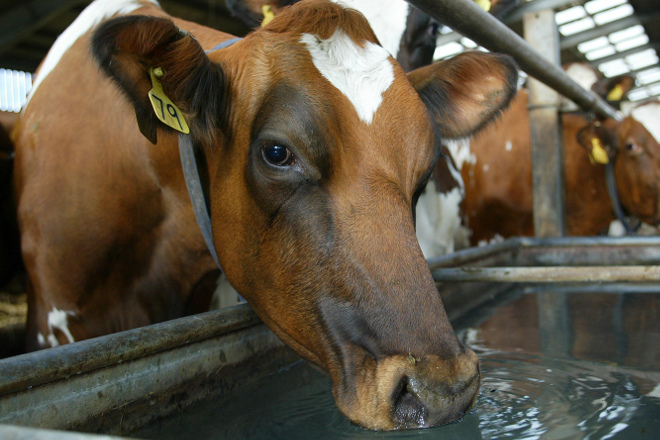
407, 51, 518, 138
577, 122, 617, 165
592, 74, 635, 103
92, 15, 227, 145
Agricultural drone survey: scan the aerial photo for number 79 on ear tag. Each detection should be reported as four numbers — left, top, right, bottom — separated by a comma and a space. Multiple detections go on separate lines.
148, 67, 190, 134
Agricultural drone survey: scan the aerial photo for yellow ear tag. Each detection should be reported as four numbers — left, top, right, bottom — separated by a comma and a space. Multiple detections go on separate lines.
474, 0, 491, 12
148, 67, 190, 134
606, 84, 624, 102
591, 137, 609, 165
261, 5, 275, 26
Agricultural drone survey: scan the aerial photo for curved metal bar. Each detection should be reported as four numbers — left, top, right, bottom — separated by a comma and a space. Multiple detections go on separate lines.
405, 0, 622, 121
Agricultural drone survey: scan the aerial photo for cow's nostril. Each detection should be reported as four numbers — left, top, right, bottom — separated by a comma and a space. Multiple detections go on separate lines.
392, 377, 428, 428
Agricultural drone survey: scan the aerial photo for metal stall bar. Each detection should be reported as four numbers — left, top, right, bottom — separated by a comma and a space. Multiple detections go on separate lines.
405, 0, 622, 121
433, 265, 660, 283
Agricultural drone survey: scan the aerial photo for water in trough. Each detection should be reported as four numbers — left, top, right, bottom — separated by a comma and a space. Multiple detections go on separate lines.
134, 288, 660, 439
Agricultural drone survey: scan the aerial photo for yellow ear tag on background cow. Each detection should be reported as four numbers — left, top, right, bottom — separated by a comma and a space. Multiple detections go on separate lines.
606, 84, 624, 102
148, 67, 190, 134
591, 137, 609, 165
474, 0, 491, 12
261, 5, 275, 26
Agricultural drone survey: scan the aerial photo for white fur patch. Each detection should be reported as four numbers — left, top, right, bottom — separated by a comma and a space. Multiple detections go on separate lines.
443, 138, 475, 170
37, 332, 46, 348
505, 140, 513, 151
630, 102, 660, 143
47, 307, 76, 347
301, 30, 394, 124
25, 0, 160, 109
478, 234, 504, 247
330, 0, 409, 59
565, 64, 599, 91
415, 182, 469, 258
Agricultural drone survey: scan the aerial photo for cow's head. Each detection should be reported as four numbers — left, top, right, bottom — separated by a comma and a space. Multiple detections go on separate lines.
578, 116, 660, 226
92, 0, 517, 430
225, 0, 440, 72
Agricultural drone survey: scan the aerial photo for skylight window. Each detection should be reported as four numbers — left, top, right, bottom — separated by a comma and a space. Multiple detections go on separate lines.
609, 25, 644, 43
584, 0, 627, 15
598, 59, 630, 77
0, 68, 32, 113
628, 88, 650, 101
461, 37, 478, 49
559, 17, 595, 36
585, 46, 617, 60
556, 6, 586, 25
578, 36, 610, 53
593, 4, 634, 25
626, 49, 659, 70
615, 34, 649, 52
637, 68, 660, 85
434, 42, 464, 59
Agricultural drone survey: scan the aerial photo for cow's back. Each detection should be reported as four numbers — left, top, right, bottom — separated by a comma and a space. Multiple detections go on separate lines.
14, 3, 218, 349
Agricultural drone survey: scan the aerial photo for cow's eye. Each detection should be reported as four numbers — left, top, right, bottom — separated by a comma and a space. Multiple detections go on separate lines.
263, 144, 295, 166
625, 143, 638, 151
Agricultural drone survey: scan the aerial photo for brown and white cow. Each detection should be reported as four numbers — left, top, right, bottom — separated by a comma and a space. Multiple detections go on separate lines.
13, 0, 518, 430
458, 88, 660, 244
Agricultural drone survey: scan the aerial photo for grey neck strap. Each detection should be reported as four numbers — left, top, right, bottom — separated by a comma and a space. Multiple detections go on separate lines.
178, 133, 221, 268
176, 37, 244, 269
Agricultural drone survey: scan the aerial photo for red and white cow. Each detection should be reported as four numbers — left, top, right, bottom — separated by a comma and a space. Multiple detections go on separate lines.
457, 85, 660, 244
13, 0, 518, 430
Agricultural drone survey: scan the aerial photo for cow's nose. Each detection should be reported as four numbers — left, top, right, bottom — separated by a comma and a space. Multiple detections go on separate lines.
390, 349, 480, 429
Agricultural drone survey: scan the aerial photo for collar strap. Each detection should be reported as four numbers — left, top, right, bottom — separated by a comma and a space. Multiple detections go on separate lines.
179, 133, 221, 267
205, 37, 243, 53
604, 160, 640, 234
178, 37, 243, 269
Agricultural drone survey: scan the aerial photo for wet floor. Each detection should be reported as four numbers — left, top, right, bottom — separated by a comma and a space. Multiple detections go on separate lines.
133, 288, 660, 439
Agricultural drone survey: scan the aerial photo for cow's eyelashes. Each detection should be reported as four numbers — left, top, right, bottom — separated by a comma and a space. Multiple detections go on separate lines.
262, 143, 296, 167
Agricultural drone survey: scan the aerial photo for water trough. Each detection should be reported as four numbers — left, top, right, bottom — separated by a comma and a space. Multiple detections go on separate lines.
0, 236, 658, 438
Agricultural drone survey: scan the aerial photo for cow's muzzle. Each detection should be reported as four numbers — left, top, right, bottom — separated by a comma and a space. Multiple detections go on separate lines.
334, 348, 480, 430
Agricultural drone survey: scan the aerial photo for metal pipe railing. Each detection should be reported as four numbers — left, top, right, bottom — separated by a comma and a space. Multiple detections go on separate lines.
406, 0, 623, 121
433, 266, 660, 282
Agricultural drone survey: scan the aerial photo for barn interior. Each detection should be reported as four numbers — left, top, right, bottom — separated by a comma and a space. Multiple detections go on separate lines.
0, 1, 658, 439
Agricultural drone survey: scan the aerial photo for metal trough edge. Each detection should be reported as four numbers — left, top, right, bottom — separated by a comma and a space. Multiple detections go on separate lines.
0, 304, 261, 396
0, 303, 302, 436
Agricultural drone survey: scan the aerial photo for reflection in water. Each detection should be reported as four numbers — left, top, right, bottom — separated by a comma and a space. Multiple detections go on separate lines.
134, 291, 660, 440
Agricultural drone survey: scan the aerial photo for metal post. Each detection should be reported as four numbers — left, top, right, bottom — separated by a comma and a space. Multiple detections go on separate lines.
524, 9, 565, 237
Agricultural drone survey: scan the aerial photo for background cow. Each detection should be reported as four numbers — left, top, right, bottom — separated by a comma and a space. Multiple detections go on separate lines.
13, 0, 518, 430
455, 72, 660, 244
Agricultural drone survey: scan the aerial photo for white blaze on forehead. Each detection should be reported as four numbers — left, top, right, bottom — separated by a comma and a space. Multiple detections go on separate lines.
47, 307, 76, 347
330, 0, 410, 59
630, 102, 660, 143
25, 0, 160, 109
300, 30, 395, 124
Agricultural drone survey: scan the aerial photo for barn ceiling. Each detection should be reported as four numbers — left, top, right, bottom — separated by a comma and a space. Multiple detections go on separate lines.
0, 0, 658, 109
436, 0, 660, 102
